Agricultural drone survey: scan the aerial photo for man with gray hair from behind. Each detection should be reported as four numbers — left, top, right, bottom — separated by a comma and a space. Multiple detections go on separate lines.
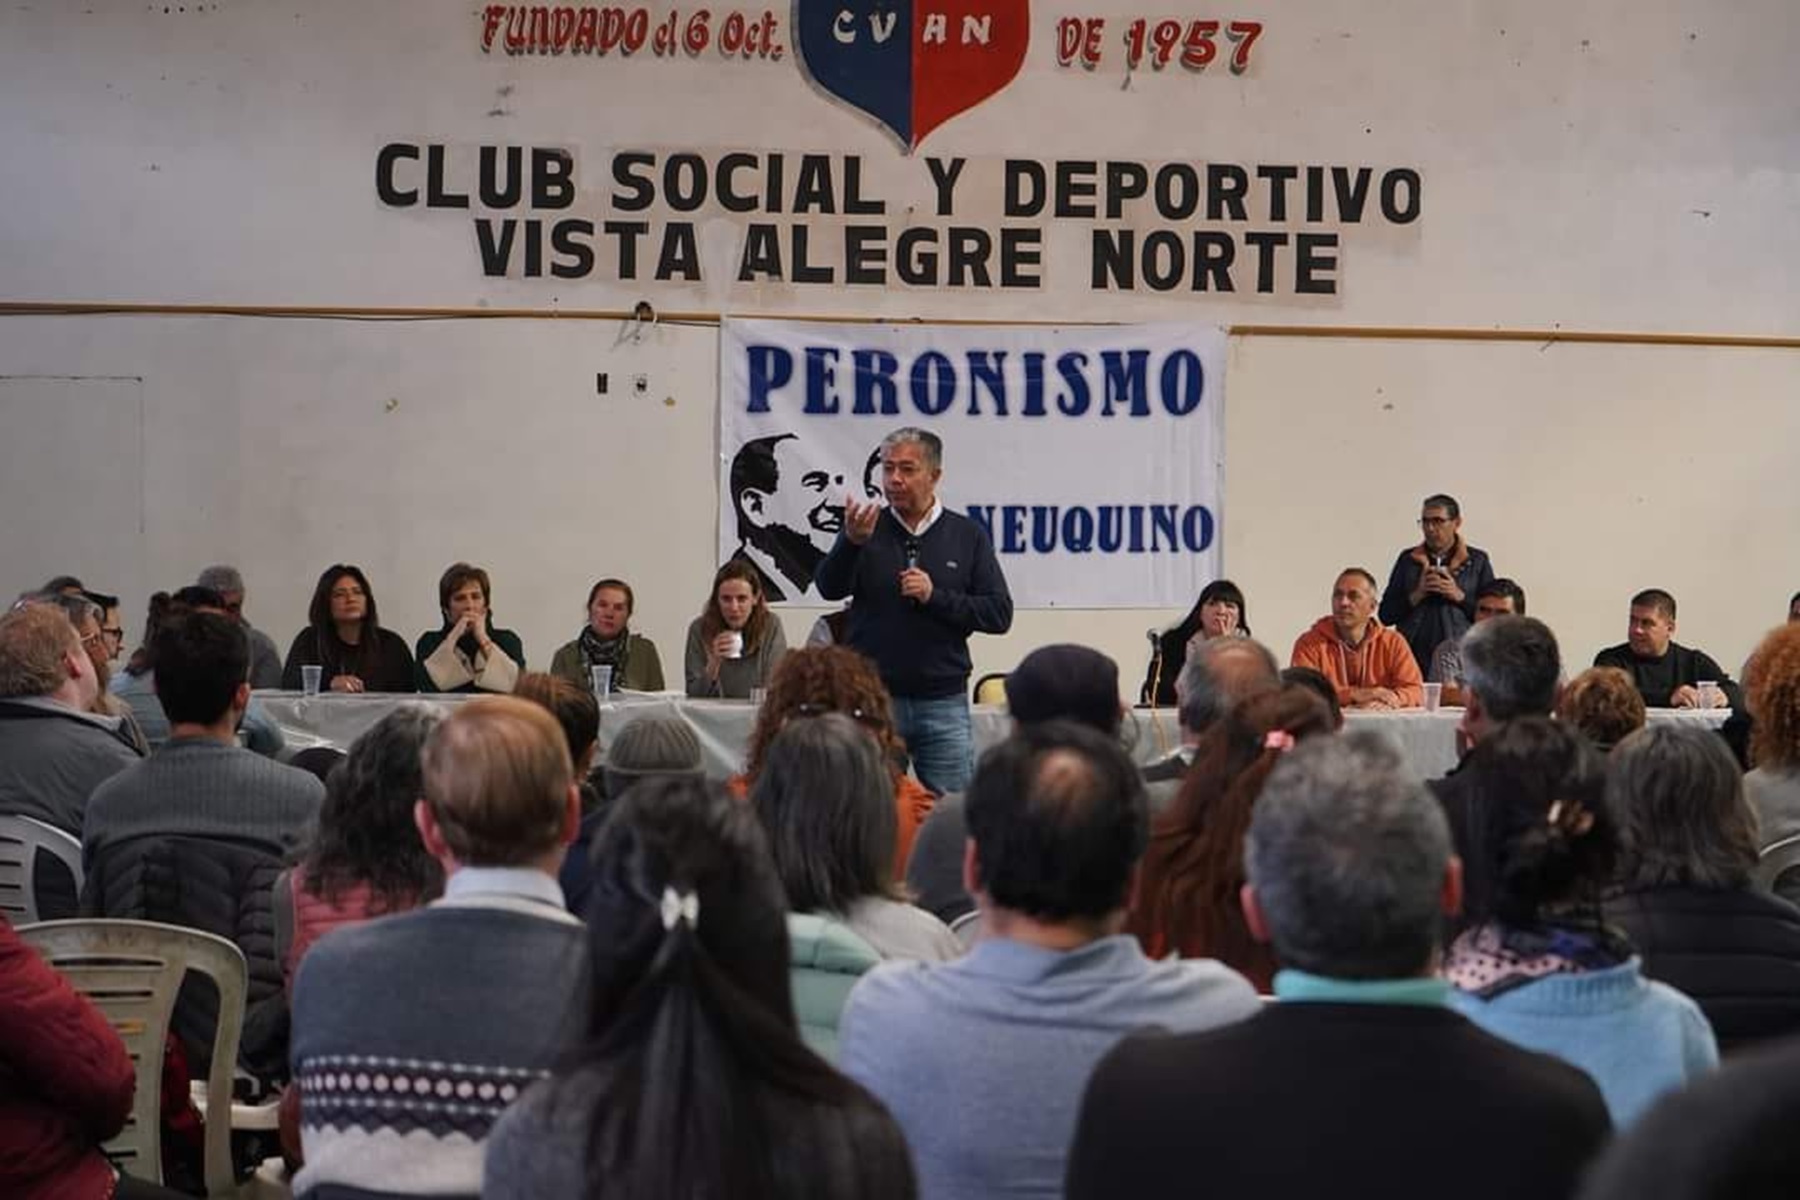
1429, 613, 1561, 927
196, 564, 284, 688
1067, 734, 1611, 1200
1142, 638, 1281, 790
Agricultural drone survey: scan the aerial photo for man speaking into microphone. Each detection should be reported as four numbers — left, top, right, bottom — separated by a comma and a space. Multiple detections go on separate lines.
816, 427, 1013, 796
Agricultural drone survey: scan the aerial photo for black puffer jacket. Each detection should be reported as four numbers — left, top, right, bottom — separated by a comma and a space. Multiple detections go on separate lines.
81, 835, 289, 1084
1605, 884, 1800, 1054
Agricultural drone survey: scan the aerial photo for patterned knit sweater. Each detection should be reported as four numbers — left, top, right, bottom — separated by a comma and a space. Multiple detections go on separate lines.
290, 887, 591, 1199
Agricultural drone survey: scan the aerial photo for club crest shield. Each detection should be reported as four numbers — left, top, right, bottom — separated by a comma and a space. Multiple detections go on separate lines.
794, 0, 1030, 151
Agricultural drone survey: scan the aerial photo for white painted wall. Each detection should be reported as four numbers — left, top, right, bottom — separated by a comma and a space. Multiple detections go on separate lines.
1, 1, 1796, 698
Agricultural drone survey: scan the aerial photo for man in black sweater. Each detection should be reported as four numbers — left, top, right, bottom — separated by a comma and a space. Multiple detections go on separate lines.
816, 427, 1012, 796
1066, 733, 1610, 1200
1594, 588, 1739, 709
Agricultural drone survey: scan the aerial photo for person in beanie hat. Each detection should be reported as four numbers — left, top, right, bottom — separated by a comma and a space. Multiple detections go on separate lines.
560, 714, 706, 915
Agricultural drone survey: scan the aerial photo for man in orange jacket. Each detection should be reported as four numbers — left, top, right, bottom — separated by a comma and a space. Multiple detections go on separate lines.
1290, 568, 1424, 709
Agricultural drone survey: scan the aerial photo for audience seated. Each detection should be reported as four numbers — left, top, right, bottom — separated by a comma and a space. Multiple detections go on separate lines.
1601, 724, 1800, 1053
290, 696, 589, 1200
22, 588, 146, 751
413, 562, 524, 694
1431, 615, 1563, 926
565, 711, 700, 914
742, 646, 933, 879
196, 564, 284, 688
0, 918, 192, 1200
1290, 568, 1423, 709
1594, 588, 1740, 709
684, 559, 789, 698
1141, 636, 1280, 787
276, 705, 447, 992
84, 609, 325, 1084
548, 577, 666, 692
1743, 622, 1800, 870
1442, 718, 1718, 1125
755, 714, 960, 962
281, 564, 417, 694
1579, 1035, 1800, 1200
1379, 493, 1499, 674
906, 644, 1124, 925
1559, 666, 1647, 753
1279, 665, 1342, 729
841, 721, 1258, 1200
1429, 577, 1526, 700
483, 777, 917, 1200
0, 603, 141, 839
1068, 733, 1610, 1200
1127, 686, 1335, 991
1139, 578, 1249, 706
112, 589, 284, 755
85, 610, 323, 868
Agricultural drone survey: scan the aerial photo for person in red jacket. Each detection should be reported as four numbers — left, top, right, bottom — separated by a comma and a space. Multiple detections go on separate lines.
0, 920, 187, 1200
1290, 568, 1424, 709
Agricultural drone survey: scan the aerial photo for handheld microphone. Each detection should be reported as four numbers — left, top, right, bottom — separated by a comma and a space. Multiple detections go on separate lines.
1145, 627, 1161, 647
903, 539, 922, 606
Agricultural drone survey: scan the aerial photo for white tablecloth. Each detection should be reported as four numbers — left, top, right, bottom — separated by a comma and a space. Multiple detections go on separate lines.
257, 692, 1730, 782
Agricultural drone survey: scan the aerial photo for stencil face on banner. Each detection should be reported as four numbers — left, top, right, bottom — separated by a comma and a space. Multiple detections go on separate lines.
794, 0, 1031, 151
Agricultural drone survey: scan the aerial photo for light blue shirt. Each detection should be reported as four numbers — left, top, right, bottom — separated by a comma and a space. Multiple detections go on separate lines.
1274, 969, 1450, 1007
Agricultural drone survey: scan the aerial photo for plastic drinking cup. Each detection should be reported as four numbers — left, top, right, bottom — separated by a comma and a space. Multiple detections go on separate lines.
301, 664, 323, 696
591, 665, 614, 697
1421, 682, 1443, 712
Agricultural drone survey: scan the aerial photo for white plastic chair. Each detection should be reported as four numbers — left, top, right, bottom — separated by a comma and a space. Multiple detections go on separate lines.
18, 918, 248, 1199
1755, 833, 1800, 895
948, 909, 984, 950
0, 813, 84, 924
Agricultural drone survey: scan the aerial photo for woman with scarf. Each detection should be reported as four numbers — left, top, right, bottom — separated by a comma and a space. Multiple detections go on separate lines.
550, 576, 666, 693
1444, 717, 1717, 1126
414, 562, 525, 693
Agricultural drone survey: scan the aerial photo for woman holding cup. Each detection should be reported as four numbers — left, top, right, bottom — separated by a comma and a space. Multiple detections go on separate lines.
684, 561, 788, 699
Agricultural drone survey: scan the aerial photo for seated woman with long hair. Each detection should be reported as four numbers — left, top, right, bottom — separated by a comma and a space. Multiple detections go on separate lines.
754, 714, 960, 961
1603, 723, 1800, 1054
1141, 579, 1250, 706
685, 560, 788, 698
738, 646, 933, 879
1443, 717, 1718, 1125
482, 777, 917, 1200
281, 564, 417, 693
414, 561, 525, 693
1126, 685, 1333, 991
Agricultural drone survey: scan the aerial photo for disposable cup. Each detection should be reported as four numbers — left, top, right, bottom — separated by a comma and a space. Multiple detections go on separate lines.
1696, 680, 1721, 710
301, 664, 323, 696
750, 686, 768, 705
1421, 682, 1443, 712
591, 665, 614, 697
724, 631, 744, 659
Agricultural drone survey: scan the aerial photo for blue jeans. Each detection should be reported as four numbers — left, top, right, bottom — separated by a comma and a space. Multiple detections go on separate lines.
891, 693, 974, 797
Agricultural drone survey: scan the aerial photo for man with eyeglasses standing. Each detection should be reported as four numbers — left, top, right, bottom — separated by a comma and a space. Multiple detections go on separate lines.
196, 564, 285, 688
1379, 494, 1498, 674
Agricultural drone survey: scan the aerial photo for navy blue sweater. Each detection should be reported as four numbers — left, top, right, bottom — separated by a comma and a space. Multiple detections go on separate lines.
815, 509, 1013, 699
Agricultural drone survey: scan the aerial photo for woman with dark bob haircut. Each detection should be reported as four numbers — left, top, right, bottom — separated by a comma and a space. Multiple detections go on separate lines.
281, 564, 417, 693
414, 561, 525, 693
482, 777, 917, 1200
1140, 579, 1249, 706
738, 646, 933, 880
1603, 723, 1800, 1054
754, 714, 960, 961
1443, 718, 1717, 1125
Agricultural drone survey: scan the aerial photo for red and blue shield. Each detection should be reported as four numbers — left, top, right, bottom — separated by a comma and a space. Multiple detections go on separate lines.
794, 0, 1030, 152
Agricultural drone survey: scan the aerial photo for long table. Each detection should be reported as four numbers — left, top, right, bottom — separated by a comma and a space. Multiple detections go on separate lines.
257, 692, 1730, 782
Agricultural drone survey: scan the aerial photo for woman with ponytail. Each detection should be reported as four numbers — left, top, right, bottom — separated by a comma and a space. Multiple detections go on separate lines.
1442, 717, 1718, 1126
482, 776, 917, 1200
1126, 685, 1334, 991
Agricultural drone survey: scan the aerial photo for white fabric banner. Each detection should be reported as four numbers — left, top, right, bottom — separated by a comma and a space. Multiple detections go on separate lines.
717, 319, 1226, 608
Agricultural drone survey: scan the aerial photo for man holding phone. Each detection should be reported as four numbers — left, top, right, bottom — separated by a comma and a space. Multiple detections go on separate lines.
1379, 493, 1498, 674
